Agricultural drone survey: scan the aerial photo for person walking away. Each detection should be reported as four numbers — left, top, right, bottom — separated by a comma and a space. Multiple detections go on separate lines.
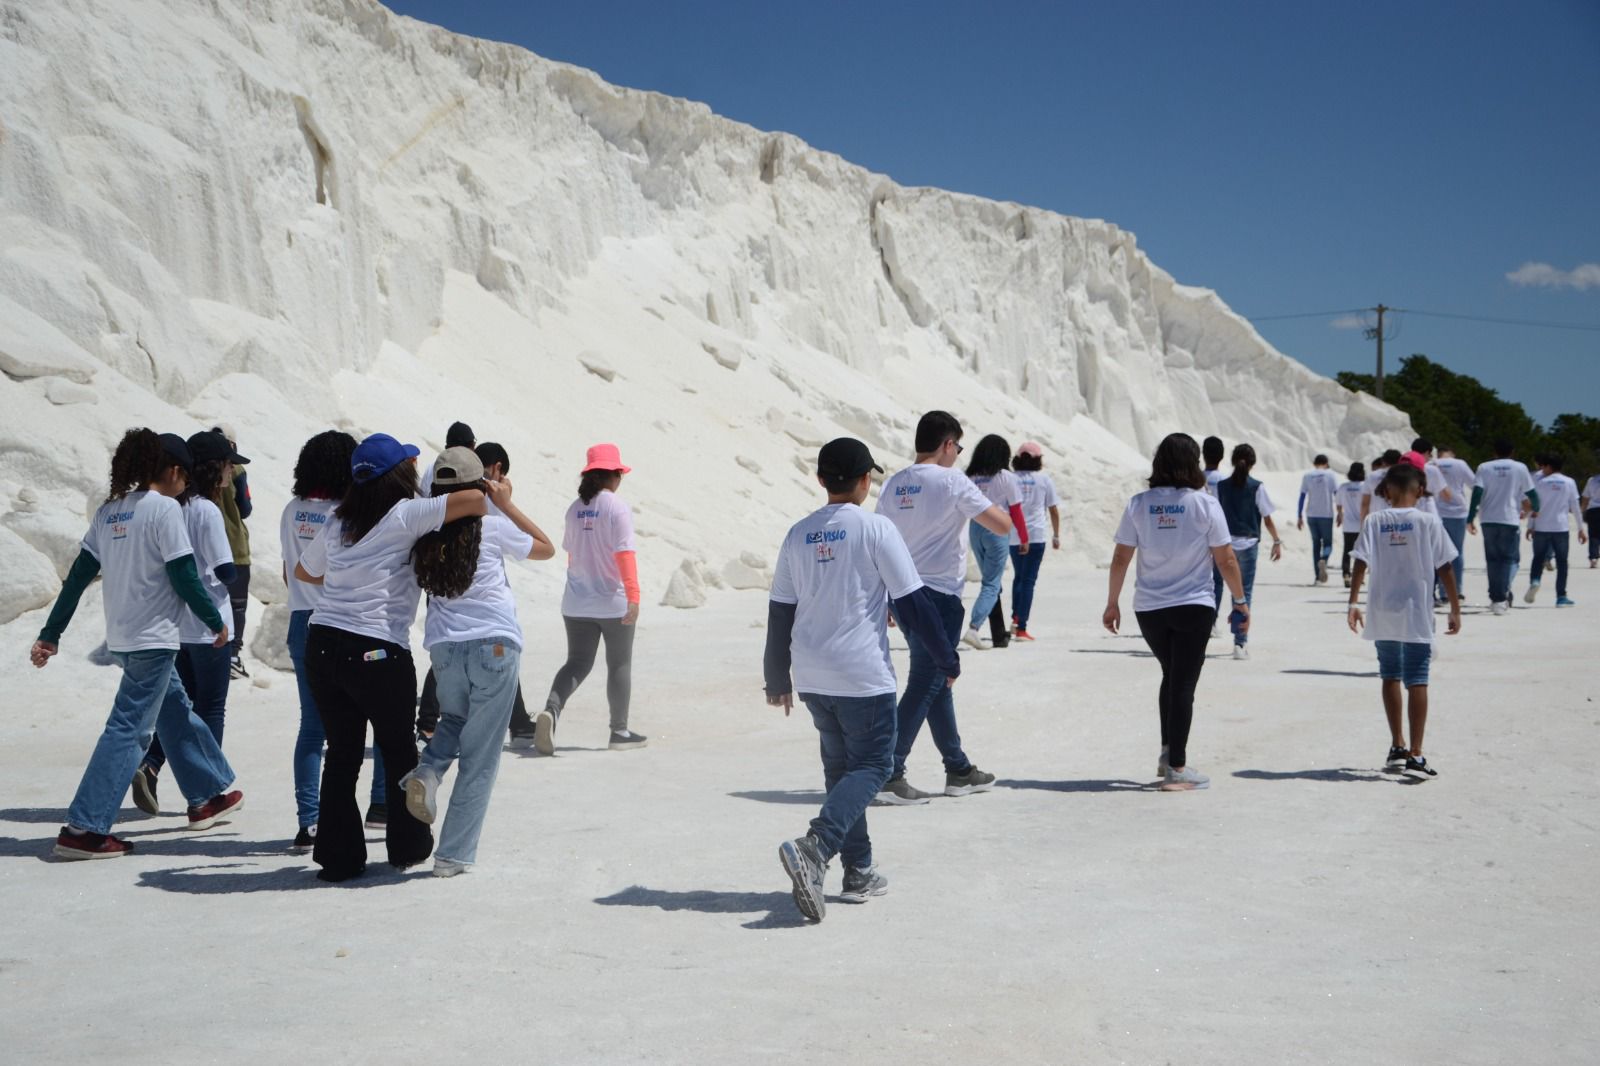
1360, 450, 1401, 522
1103, 432, 1248, 792
472, 442, 537, 747
1582, 470, 1600, 568
30, 429, 242, 858
1213, 444, 1281, 660
1202, 436, 1225, 496
1007, 441, 1062, 640
537, 443, 645, 754
417, 421, 477, 742
1297, 454, 1339, 584
1523, 454, 1584, 606
214, 424, 253, 678
874, 410, 1011, 804
961, 434, 1029, 650
1348, 463, 1461, 777
1467, 440, 1539, 615
1336, 462, 1366, 588
132, 430, 245, 814
1433, 447, 1475, 600
294, 433, 487, 882
763, 438, 961, 921
400, 449, 554, 876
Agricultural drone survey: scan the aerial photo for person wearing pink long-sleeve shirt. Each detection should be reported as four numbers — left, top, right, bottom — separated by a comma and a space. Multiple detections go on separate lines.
962, 434, 1029, 651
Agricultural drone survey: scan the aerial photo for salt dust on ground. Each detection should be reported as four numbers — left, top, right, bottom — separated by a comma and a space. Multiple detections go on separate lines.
1, 528, 1594, 1065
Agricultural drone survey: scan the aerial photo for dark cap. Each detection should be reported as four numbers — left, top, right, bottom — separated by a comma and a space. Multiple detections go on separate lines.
817, 438, 883, 480
187, 429, 249, 466
158, 433, 194, 474
446, 421, 476, 448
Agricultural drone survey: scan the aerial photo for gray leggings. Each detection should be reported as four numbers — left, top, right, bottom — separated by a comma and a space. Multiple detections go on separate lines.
547, 616, 634, 731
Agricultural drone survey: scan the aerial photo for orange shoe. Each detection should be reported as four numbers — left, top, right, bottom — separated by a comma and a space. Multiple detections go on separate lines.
1013, 628, 1035, 641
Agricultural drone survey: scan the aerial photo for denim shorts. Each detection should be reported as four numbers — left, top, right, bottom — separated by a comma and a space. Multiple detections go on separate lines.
1375, 640, 1431, 687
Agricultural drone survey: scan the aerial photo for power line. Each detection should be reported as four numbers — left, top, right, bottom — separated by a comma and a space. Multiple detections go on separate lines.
1394, 309, 1600, 333
1245, 309, 1368, 322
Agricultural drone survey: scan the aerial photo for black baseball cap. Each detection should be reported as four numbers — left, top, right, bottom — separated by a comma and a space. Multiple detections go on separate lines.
188, 429, 249, 465
446, 421, 476, 448
817, 438, 883, 480
159, 433, 194, 473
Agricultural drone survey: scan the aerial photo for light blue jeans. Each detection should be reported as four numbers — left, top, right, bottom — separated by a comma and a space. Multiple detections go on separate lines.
968, 522, 1009, 629
419, 637, 523, 865
1213, 544, 1259, 645
289, 610, 385, 827
67, 649, 234, 835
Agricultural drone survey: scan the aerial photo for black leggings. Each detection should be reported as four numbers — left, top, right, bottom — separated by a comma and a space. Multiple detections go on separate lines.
547, 616, 635, 732
1340, 531, 1359, 577
226, 563, 250, 653
1135, 605, 1215, 769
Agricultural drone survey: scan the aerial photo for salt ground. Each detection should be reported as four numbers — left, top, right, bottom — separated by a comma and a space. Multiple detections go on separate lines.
2, 534, 1594, 1065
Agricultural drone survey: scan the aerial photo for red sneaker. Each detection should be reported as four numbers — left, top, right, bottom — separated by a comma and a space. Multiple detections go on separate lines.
55, 827, 134, 860
1013, 628, 1036, 641
187, 790, 244, 830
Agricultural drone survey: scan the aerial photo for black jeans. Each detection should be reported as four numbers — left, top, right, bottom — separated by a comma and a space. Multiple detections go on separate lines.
305, 625, 431, 876
421, 667, 529, 737
1587, 509, 1600, 561
1134, 605, 1215, 769
1340, 531, 1359, 577
225, 563, 250, 653
986, 601, 1010, 647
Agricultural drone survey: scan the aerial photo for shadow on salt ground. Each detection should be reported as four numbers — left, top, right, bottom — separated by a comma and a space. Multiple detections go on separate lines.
1233, 768, 1423, 785
1280, 669, 1381, 679
504, 746, 608, 759
138, 862, 417, 894
0, 806, 157, 825
998, 779, 1152, 793
594, 885, 810, 930
727, 790, 826, 805
0, 830, 294, 862
1069, 648, 1153, 658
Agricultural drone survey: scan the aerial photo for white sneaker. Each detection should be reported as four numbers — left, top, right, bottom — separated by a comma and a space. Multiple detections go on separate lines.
433, 857, 468, 877
1491, 601, 1509, 616
399, 766, 439, 825
1232, 644, 1249, 661
1524, 582, 1540, 604
1160, 765, 1210, 791
1157, 746, 1170, 778
961, 628, 985, 651
534, 708, 557, 756
505, 734, 536, 751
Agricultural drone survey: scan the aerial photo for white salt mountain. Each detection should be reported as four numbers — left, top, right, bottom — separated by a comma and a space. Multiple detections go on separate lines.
0, 0, 1410, 629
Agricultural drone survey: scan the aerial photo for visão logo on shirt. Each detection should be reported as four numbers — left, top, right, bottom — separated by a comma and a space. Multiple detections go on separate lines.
578, 508, 599, 531
806, 528, 846, 564
295, 510, 328, 539
893, 484, 921, 509
1149, 503, 1184, 530
1379, 519, 1413, 546
106, 510, 134, 540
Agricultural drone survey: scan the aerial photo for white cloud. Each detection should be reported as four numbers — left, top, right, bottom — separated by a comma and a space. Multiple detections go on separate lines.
1329, 313, 1370, 330
1506, 261, 1600, 291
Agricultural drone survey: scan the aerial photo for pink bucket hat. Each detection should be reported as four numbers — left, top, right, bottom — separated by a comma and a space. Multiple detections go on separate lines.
1016, 441, 1044, 458
581, 443, 632, 474
1400, 450, 1428, 470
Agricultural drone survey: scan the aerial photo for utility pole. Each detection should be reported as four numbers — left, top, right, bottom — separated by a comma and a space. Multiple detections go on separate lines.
1364, 304, 1389, 401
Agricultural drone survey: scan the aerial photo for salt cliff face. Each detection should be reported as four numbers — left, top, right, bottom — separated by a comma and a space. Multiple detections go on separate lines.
0, 0, 1409, 627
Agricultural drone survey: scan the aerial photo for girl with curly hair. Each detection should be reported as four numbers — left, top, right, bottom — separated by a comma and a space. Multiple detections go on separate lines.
399, 447, 554, 875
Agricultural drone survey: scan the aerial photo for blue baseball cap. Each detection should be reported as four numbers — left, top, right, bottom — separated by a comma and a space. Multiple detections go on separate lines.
351, 432, 420, 483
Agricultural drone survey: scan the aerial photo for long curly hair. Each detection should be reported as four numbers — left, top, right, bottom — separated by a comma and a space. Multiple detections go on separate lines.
293, 431, 358, 499
412, 483, 483, 598
179, 459, 230, 507
106, 428, 169, 503
335, 462, 419, 545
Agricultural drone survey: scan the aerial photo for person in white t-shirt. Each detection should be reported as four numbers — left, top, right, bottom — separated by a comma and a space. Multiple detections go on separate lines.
1105, 432, 1249, 792
1212, 444, 1281, 659
278, 430, 385, 851
961, 434, 1029, 651
1582, 471, 1600, 568
295, 432, 487, 882
399, 448, 554, 876
537, 443, 645, 755
875, 411, 1011, 804
418, 420, 475, 497
1008, 441, 1062, 640
1349, 463, 1461, 778
764, 438, 961, 921
1359, 449, 1402, 522
134, 429, 248, 815
1335, 461, 1367, 588
1466, 439, 1540, 613
1523, 453, 1585, 606
30, 429, 241, 859
1432, 447, 1475, 597
1297, 454, 1340, 585
1202, 436, 1225, 497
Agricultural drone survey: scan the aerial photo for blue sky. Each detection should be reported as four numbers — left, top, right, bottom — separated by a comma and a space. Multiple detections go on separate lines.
385, 0, 1599, 426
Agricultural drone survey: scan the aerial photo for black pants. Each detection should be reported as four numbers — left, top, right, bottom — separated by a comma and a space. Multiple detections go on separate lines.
420, 667, 528, 737
226, 563, 250, 653
1587, 509, 1600, 561
986, 601, 1010, 647
1340, 531, 1359, 577
1134, 605, 1215, 769
305, 625, 431, 876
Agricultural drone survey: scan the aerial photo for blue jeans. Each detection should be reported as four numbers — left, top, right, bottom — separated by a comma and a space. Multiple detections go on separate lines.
67, 649, 234, 835
1008, 544, 1045, 630
288, 610, 383, 827
1529, 531, 1570, 598
1481, 523, 1520, 605
894, 588, 971, 778
1213, 544, 1259, 645
968, 523, 1008, 628
1307, 517, 1333, 578
420, 637, 523, 865
1375, 640, 1432, 687
142, 641, 231, 774
801, 691, 897, 870
1438, 517, 1467, 598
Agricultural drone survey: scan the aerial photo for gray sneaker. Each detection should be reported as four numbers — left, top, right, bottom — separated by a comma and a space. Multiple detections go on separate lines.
399, 767, 439, 825
839, 865, 888, 903
1524, 581, 1541, 604
944, 765, 996, 796
875, 776, 934, 805
131, 765, 159, 815
778, 833, 828, 922
1160, 765, 1210, 791
534, 706, 557, 756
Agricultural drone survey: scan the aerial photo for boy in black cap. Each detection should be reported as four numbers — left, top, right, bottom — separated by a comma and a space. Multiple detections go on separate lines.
764, 437, 960, 922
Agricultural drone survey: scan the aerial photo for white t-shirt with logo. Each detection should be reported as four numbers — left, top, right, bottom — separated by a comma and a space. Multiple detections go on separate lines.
177, 498, 234, 645
876, 463, 993, 596
1337, 482, 1366, 533
1473, 459, 1536, 526
1433, 458, 1475, 519
1583, 475, 1600, 510
770, 502, 923, 698
80, 490, 195, 653
1204, 469, 1223, 497
1530, 473, 1581, 533
970, 470, 1021, 512
1353, 506, 1458, 644
280, 497, 337, 614
300, 496, 448, 647
1010, 471, 1060, 547
1299, 469, 1339, 519
1114, 487, 1233, 613
424, 515, 535, 649
561, 490, 637, 619
1414, 463, 1447, 516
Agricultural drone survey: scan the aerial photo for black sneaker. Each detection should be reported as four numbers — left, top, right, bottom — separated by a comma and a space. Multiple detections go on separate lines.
292, 825, 317, 852
778, 833, 828, 922
1404, 756, 1437, 778
608, 730, 648, 750
229, 655, 249, 680
130, 764, 159, 815
364, 803, 387, 829
506, 732, 537, 751
944, 765, 997, 796
1385, 746, 1409, 770
839, 865, 888, 904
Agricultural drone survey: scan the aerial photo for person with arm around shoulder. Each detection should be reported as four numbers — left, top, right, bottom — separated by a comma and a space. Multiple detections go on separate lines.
1103, 432, 1247, 791
764, 438, 960, 921
1212, 443, 1281, 660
